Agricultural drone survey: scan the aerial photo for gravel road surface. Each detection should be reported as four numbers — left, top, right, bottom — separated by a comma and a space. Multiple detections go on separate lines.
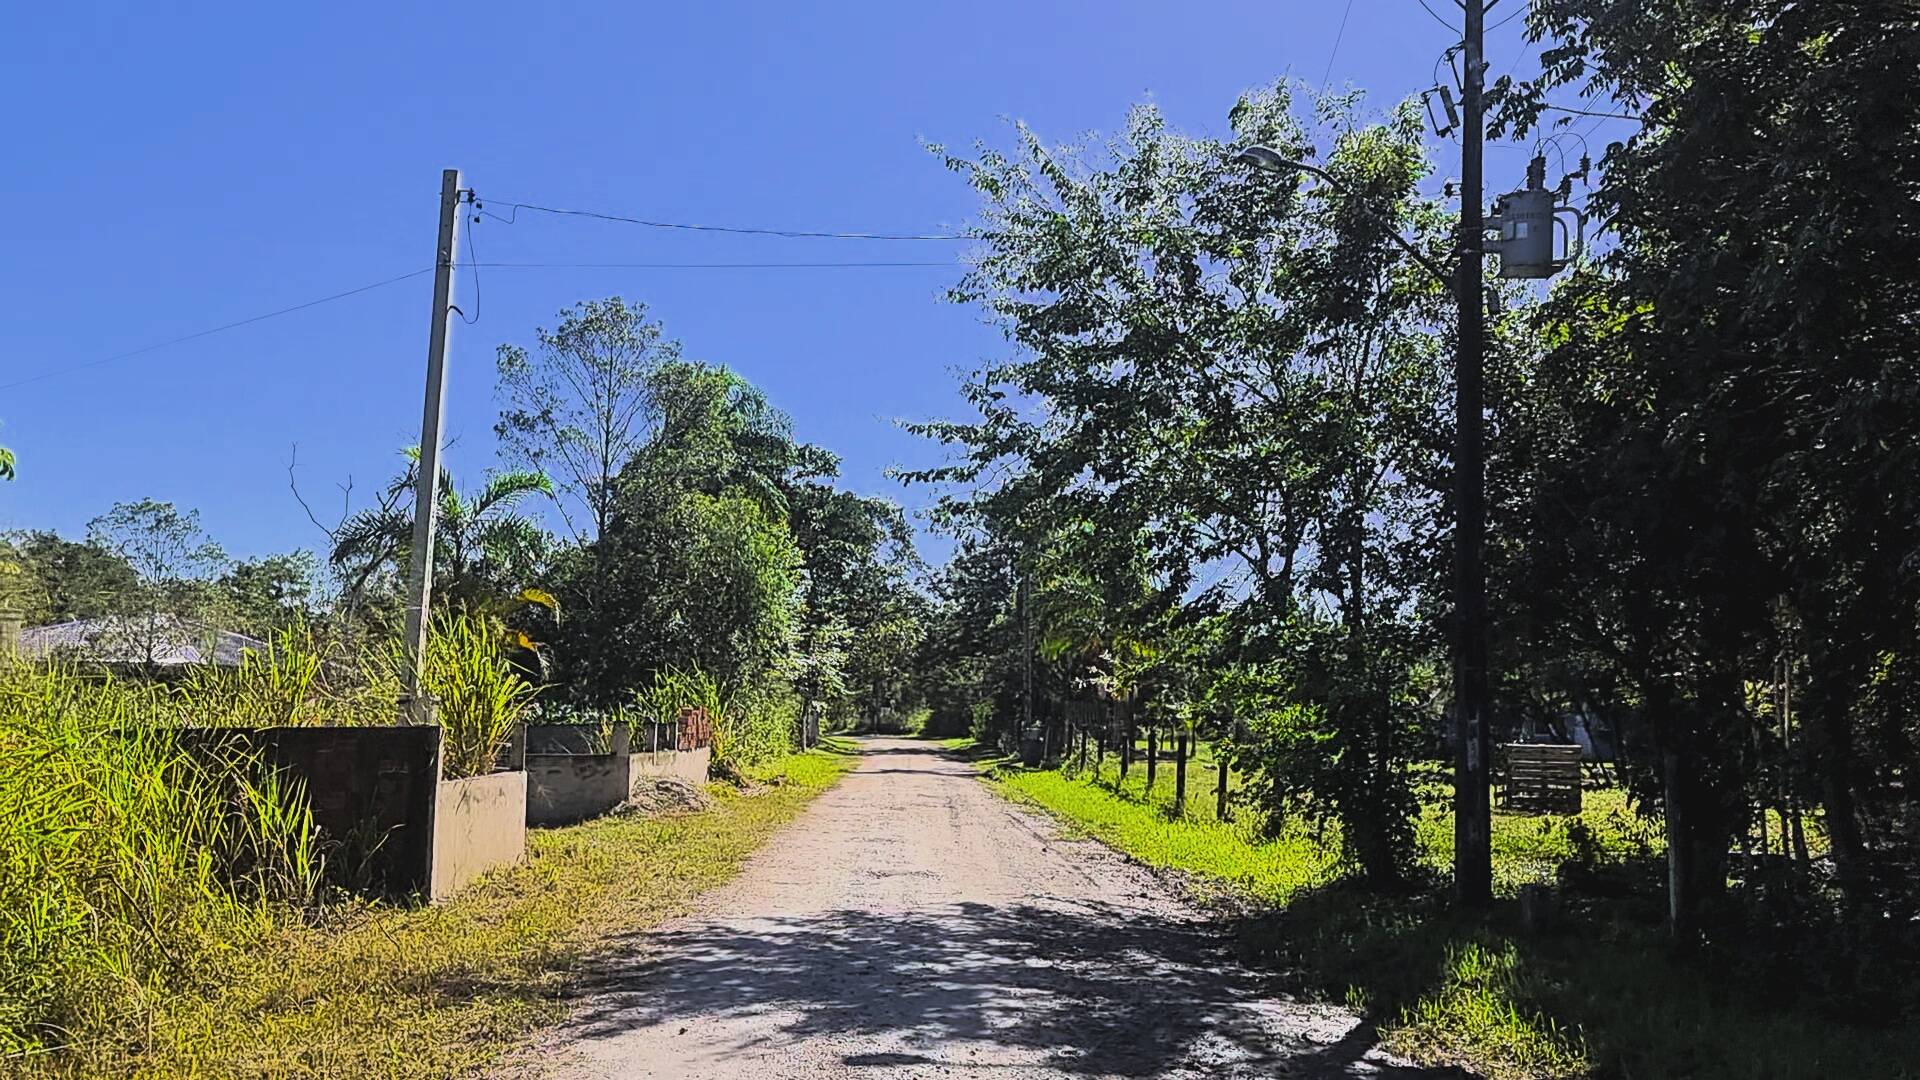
527, 737, 1448, 1079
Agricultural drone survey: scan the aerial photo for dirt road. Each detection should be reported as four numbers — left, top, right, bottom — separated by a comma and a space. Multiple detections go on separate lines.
529, 738, 1443, 1079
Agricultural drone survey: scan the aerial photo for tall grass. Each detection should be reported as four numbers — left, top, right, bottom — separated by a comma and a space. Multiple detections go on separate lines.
181, 614, 531, 779
180, 620, 398, 729
0, 615, 542, 1061
406, 613, 536, 779
638, 667, 795, 771
0, 665, 316, 1059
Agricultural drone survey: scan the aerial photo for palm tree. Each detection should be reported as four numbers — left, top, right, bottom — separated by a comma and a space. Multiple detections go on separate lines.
331, 448, 554, 617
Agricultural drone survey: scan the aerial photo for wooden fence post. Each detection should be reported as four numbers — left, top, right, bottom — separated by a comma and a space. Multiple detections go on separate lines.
1174, 732, 1189, 815
1146, 724, 1158, 792
1216, 755, 1230, 820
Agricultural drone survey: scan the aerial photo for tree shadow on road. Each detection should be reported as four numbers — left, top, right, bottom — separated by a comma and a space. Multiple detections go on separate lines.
553, 899, 1455, 1077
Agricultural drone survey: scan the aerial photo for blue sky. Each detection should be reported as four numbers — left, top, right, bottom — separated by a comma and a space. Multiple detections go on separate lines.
0, 2, 1571, 565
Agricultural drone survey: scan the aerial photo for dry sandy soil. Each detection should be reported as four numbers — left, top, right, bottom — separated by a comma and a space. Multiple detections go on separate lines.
520, 737, 1453, 1079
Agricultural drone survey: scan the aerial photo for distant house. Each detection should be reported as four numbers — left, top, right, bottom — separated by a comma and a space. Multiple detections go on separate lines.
11, 614, 267, 670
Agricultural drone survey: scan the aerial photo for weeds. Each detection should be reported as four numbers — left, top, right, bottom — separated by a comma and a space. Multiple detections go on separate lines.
36, 744, 856, 1078
0, 666, 315, 1059
639, 667, 795, 771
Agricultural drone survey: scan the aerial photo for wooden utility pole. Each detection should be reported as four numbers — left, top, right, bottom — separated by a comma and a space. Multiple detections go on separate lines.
401, 168, 463, 724
1451, 4, 1494, 909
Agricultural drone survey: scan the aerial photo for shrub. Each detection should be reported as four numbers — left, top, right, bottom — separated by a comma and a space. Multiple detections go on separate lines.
0, 665, 315, 1056
639, 667, 795, 772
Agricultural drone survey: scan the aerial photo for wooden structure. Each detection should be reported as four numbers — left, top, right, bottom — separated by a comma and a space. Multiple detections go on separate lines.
1498, 743, 1583, 814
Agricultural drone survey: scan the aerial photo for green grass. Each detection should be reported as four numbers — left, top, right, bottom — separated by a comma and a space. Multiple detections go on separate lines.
0, 668, 322, 1065
990, 752, 1337, 904
969, 742, 1920, 1080
27, 743, 857, 1079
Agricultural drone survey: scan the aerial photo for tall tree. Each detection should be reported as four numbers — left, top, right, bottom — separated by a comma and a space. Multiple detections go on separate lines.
85, 500, 230, 664
0, 530, 140, 625
913, 83, 1453, 882
1494, 0, 1920, 937
496, 297, 678, 545
219, 551, 320, 635
548, 360, 811, 703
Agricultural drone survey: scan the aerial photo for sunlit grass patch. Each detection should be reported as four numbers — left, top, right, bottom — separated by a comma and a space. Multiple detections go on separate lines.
972, 753, 1920, 1080
990, 759, 1337, 904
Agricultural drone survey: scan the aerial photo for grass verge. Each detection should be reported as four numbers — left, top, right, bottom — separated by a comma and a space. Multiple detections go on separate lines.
27, 742, 857, 1079
967, 741, 1920, 1080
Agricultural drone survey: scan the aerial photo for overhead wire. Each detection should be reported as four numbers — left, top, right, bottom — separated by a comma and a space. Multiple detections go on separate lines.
1415, 0, 1459, 32
459, 187, 962, 271
485, 198, 967, 241
1487, 0, 1528, 32
457, 195, 482, 325
1321, 0, 1357, 87
459, 261, 955, 270
1543, 102, 1640, 121
0, 268, 434, 393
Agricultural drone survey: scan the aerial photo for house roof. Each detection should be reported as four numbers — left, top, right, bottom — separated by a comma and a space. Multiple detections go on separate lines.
18, 615, 268, 667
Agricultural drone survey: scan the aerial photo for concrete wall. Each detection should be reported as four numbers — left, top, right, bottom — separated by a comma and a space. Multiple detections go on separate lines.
178, 725, 442, 897
430, 770, 527, 901
526, 721, 679, 755
629, 744, 711, 786
526, 753, 628, 826
525, 744, 712, 826
525, 723, 612, 755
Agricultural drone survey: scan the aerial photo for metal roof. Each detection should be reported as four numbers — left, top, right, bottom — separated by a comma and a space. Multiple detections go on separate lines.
17, 615, 268, 667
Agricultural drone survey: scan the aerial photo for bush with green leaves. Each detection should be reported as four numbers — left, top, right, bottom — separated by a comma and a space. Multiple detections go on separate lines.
638, 667, 795, 773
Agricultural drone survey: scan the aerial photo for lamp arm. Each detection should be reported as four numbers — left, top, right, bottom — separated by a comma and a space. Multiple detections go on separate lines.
1284, 161, 1458, 295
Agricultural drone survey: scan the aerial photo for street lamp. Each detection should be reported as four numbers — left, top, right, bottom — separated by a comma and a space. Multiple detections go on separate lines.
1238, 132, 1589, 908
1233, 148, 1457, 294
1236, 141, 1493, 906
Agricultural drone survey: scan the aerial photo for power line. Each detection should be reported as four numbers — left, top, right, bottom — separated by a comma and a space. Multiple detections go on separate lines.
1487, 0, 1527, 31
1544, 102, 1640, 121
457, 205, 482, 325
1415, 0, 1458, 33
0, 268, 435, 393
486, 198, 968, 241
458, 260, 955, 270
1322, 0, 1357, 87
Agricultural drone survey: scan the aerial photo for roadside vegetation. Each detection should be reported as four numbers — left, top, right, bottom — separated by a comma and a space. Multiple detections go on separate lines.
978, 746, 1918, 1080
17, 742, 855, 1078
0, 296, 921, 1067
905, 4, 1919, 1077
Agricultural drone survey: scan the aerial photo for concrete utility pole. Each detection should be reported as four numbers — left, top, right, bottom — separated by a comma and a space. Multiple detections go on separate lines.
401, 168, 463, 724
1452, 3, 1494, 908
